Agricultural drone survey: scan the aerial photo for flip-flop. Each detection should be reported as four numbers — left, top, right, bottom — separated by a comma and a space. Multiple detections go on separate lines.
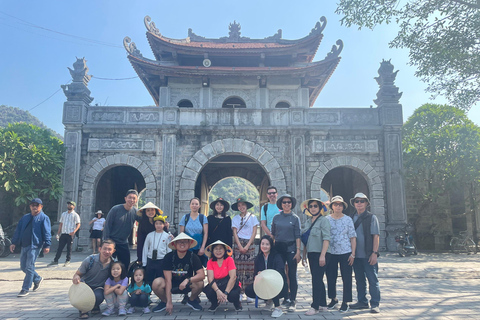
79, 312, 89, 319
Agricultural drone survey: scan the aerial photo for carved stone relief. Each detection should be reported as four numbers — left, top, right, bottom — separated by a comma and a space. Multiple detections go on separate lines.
88, 139, 155, 152
342, 111, 376, 125
313, 140, 379, 154
307, 111, 340, 124
129, 112, 159, 122
384, 107, 402, 125
212, 89, 255, 108
91, 112, 124, 122
65, 105, 82, 122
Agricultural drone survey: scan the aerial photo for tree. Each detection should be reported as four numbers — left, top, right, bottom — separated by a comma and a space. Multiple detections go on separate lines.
335, 1, 480, 110
0, 123, 64, 224
403, 103, 480, 248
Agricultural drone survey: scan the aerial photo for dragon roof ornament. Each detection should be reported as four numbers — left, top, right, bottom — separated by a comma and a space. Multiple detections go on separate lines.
144, 16, 161, 36
325, 39, 343, 60
309, 16, 327, 36
123, 37, 143, 58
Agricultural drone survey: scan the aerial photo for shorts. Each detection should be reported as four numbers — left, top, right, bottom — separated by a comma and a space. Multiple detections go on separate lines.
90, 230, 102, 239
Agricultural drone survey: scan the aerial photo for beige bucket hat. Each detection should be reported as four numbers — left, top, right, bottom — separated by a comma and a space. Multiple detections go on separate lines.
168, 232, 197, 250
349, 192, 370, 206
68, 282, 95, 312
254, 269, 284, 300
329, 195, 348, 210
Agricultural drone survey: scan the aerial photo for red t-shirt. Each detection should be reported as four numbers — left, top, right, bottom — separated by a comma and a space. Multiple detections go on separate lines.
207, 256, 236, 279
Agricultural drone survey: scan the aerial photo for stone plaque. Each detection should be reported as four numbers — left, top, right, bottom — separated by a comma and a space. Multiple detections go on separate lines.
313, 140, 378, 154
342, 112, 376, 125
307, 111, 340, 124
91, 112, 124, 122
385, 107, 402, 125
88, 139, 155, 152
129, 112, 159, 122
65, 105, 82, 122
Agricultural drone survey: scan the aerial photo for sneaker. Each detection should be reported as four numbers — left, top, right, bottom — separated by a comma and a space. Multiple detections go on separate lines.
32, 277, 43, 292
287, 300, 296, 312
186, 299, 203, 311
152, 302, 166, 313
143, 307, 150, 314
246, 296, 255, 304
271, 307, 283, 318
91, 306, 101, 314
305, 308, 319, 316
118, 308, 127, 316
264, 300, 274, 311
371, 306, 380, 313
208, 304, 219, 312
181, 293, 188, 304
234, 301, 243, 311
17, 290, 29, 297
102, 308, 114, 316
349, 301, 369, 309
127, 307, 135, 314
340, 302, 349, 312
239, 293, 244, 301
47, 260, 58, 266
327, 298, 338, 309
281, 299, 291, 307
64, 261, 71, 267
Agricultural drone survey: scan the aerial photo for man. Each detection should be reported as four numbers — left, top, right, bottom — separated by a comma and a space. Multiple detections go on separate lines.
151, 233, 204, 314
348, 192, 381, 313
48, 200, 81, 267
10, 198, 51, 297
260, 186, 281, 237
103, 189, 139, 268
72, 239, 115, 319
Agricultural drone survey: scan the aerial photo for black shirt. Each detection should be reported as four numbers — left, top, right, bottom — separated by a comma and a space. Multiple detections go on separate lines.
163, 250, 203, 284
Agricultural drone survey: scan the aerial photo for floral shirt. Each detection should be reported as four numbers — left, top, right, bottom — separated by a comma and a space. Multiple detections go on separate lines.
326, 215, 356, 255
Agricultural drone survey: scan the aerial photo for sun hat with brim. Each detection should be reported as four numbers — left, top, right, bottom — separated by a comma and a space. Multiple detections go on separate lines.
153, 215, 168, 223
231, 197, 253, 211
95, 210, 103, 216
209, 198, 230, 212
329, 195, 348, 210
205, 240, 233, 258
168, 232, 197, 250
349, 192, 370, 206
300, 198, 328, 217
254, 269, 284, 300
69, 282, 95, 312
276, 194, 297, 210
137, 202, 163, 217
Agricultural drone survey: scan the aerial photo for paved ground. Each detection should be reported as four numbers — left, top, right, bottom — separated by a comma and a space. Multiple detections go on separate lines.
1, 250, 479, 319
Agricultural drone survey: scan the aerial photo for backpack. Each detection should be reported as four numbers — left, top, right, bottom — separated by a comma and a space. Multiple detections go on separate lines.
184, 213, 205, 235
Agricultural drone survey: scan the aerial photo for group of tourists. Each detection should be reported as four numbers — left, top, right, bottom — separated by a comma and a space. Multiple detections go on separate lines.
9, 186, 381, 318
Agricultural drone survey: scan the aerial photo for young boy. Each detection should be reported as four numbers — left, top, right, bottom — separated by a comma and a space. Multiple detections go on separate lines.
142, 215, 171, 285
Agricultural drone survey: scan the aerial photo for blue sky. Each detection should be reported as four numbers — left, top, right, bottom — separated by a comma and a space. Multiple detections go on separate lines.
1, 1, 478, 135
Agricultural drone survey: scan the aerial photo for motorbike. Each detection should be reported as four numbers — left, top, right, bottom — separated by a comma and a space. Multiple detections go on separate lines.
395, 224, 418, 257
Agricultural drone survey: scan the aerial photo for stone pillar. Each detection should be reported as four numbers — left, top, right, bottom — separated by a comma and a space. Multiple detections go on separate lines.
200, 87, 212, 108
160, 133, 177, 229
61, 58, 93, 247
374, 60, 408, 251
291, 133, 307, 217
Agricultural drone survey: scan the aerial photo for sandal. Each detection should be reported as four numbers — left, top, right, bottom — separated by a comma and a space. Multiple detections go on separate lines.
79, 311, 89, 319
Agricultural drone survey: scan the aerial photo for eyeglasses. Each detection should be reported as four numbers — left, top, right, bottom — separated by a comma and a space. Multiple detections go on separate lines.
308, 204, 319, 208
354, 200, 367, 203
282, 201, 292, 204
267, 192, 277, 195
332, 203, 343, 206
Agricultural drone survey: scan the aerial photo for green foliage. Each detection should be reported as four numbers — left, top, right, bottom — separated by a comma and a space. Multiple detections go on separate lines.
403, 103, 480, 234
0, 123, 65, 208
335, 1, 480, 110
208, 177, 260, 218
0, 105, 63, 140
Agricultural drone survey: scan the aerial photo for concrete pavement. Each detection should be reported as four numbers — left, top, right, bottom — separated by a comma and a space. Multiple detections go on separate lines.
1, 250, 479, 319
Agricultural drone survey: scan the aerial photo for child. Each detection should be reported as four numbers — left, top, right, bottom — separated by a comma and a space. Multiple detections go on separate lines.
127, 267, 152, 314
142, 215, 172, 285
103, 261, 129, 316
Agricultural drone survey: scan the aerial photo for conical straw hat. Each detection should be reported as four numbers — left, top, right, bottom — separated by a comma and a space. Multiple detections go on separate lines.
253, 269, 284, 300
69, 282, 95, 312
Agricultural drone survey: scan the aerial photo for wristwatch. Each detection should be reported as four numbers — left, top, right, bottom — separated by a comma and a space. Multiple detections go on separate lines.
373, 251, 379, 256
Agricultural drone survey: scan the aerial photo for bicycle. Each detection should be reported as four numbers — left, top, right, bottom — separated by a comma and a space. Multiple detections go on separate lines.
450, 231, 478, 254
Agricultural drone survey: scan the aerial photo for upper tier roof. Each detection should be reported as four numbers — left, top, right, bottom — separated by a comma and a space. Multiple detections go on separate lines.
143, 16, 327, 63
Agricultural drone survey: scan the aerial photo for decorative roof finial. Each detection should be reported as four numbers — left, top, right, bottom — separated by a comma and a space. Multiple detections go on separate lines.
61, 57, 94, 104
374, 59, 403, 105
228, 21, 241, 41
123, 37, 143, 58
144, 16, 160, 35
325, 39, 343, 60
309, 16, 327, 35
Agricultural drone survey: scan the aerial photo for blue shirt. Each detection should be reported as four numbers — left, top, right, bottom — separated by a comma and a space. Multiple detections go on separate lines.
12, 211, 51, 249
260, 203, 281, 231
179, 214, 207, 251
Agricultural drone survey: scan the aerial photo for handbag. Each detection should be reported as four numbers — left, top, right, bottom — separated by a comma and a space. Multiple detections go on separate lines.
301, 216, 320, 246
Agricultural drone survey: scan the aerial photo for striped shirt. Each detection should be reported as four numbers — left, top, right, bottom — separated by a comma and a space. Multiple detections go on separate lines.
59, 211, 81, 234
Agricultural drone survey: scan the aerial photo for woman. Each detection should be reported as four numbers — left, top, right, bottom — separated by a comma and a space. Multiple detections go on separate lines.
207, 198, 233, 247
271, 194, 301, 312
245, 235, 286, 318
300, 198, 331, 316
89, 210, 105, 254
136, 202, 169, 264
231, 197, 259, 302
203, 240, 242, 312
179, 197, 208, 266
325, 196, 356, 313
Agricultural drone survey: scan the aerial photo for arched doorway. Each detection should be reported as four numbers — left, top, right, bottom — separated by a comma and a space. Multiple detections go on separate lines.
95, 165, 146, 215
321, 167, 369, 215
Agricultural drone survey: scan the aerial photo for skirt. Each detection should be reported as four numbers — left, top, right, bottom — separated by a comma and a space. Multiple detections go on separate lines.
90, 229, 102, 239
233, 238, 256, 291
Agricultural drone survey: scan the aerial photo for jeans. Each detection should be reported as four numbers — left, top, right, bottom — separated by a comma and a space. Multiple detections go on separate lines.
113, 242, 130, 270
353, 258, 381, 307
20, 245, 42, 291
278, 251, 298, 301
54, 234, 73, 262
327, 252, 353, 302
129, 293, 149, 307
91, 287, 105, 309
308, 252, 330, 309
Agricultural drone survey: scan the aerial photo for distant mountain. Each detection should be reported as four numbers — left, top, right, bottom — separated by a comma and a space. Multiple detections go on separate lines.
0, 105, 63, 140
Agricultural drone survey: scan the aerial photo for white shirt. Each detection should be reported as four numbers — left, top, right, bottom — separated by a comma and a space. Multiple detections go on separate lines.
59, 210, 81, 234
232, 213, 259, 240
91, 217, 105, 231
142, 231, 172, 266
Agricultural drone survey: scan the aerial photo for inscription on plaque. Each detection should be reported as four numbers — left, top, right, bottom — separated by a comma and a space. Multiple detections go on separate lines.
65, 106, 81, 122
342, 112, 376, 125
307, 112, 339, 124
92, 112, 124, 122
312, 140, 379, 154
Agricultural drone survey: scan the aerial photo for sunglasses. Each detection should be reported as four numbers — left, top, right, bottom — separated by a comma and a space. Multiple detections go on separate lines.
308, 204, 319, 208
267, 192, 277, 195
354, 200, 367, 203
282, 201, 292, 204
